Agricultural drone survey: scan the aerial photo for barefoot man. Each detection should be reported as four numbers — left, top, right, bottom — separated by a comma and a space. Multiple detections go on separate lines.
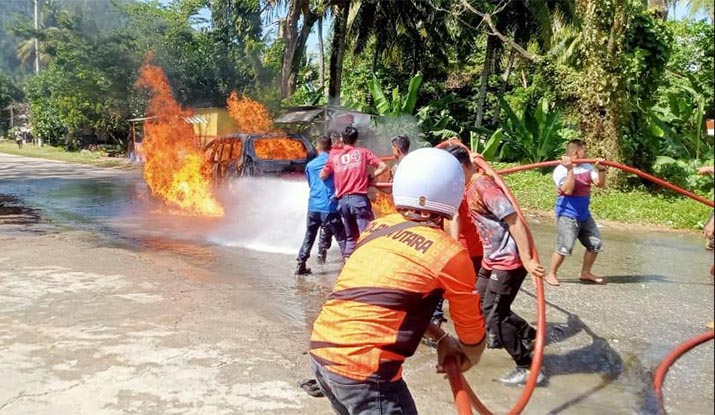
545, 139, 607, 286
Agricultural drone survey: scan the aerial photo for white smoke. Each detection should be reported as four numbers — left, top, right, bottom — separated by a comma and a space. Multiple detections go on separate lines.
209, 177, 313, 255
361, 114, 430, 156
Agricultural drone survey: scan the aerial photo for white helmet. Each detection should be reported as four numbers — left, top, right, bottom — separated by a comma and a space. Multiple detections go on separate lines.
392, 147, 465, 219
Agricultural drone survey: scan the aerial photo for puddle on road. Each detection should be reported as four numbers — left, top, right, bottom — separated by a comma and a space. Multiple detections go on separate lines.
0, 195, 40, 225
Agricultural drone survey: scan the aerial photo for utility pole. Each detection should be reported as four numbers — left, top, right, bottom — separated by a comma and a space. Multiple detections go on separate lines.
34, 0, 40, 73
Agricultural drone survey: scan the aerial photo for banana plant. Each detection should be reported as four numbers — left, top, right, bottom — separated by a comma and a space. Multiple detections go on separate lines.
415, 94, 502, 160
648, 79, 711, 161
499, 97, 566, 163
470, 129, 502, 161
367, 73, 423, 117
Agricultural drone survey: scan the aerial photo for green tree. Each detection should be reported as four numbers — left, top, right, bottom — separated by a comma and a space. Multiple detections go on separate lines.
556, 0, 671, 180
0, 71, 23, 135
119, 0, 261, 107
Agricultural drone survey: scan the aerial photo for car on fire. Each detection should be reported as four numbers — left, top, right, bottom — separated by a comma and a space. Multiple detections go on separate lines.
204, 132, 316, 184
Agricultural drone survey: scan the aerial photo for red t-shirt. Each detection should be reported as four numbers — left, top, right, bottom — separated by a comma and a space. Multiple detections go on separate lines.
458, 198, 483, 258
466, 174, 521, 271
322, 145, 381, 198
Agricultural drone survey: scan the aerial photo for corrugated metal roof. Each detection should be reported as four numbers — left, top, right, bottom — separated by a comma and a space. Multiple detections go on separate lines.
128, 115, 209, 124
184, 115, 209, 124
274, 108, 325, 124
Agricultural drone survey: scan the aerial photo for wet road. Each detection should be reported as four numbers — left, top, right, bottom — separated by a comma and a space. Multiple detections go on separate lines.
1, 152, 713, 414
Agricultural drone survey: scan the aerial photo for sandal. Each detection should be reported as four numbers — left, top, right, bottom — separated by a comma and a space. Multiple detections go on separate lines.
579, 277, 605, 285
298, 378, 324, 398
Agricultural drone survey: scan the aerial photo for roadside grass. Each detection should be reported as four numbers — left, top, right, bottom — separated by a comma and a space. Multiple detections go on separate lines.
493, 163, 713, 231
0, 140, 130, 168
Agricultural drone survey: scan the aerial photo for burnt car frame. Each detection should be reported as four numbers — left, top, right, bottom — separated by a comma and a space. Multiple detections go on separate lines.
204, 132, 316, 183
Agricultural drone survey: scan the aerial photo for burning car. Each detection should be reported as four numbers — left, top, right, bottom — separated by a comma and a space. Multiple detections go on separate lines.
204, 132, 316, 183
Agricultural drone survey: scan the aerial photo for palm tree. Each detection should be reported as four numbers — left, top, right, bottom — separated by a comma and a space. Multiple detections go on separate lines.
328, 0, 349, 105
465, 0, 575, 128
346, 0, 452, 75
325, 0, 455, 105
13, 0, 65, 70
685, 0, 714, 20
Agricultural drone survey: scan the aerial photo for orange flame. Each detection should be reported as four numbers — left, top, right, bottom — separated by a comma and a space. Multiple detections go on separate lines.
373, 192, 397, 216
226, 91, 307, 160
136, 64, 224, 217
254, 137, 307, 160
227, 91, 276, 133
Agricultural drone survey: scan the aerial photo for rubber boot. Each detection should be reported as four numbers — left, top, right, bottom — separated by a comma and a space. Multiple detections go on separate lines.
294, 260, 311, 276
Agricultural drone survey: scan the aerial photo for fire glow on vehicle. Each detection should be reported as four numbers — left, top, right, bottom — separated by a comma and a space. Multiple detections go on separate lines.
227, 92, 306, 160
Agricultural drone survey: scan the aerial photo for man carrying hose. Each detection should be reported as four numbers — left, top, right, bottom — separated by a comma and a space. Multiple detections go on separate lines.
545, 139, 608, 286
310, 148, 486, 414
320, 126, 388, 257
464, 149, 546, 386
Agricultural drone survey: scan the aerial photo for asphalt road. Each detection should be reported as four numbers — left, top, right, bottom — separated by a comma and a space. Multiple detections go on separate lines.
1, 152, 713, 415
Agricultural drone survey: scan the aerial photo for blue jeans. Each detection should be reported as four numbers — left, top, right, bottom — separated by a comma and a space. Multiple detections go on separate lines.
311, 359, 418, 415
298, 211, 347, 262
338, 194, 375, 257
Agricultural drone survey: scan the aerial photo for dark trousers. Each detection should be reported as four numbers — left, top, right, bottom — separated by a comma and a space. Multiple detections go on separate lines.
432, 256, 482, 323
312, 359, 418, 415
319, 224, 333, 253
338, 194, 375, 257
298, 212, 347, 262
476, 266, 536, 368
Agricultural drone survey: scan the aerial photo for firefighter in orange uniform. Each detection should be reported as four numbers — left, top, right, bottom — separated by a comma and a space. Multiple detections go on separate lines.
309, 147, 486, 414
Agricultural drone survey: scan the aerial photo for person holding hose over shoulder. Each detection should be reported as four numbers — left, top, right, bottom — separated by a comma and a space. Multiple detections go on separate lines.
464, 150, 546, 386
309, 148, 486, 414
545, 139, 607, 287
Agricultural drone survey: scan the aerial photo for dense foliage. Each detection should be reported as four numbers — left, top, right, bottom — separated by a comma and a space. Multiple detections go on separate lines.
0, 0, 712, 189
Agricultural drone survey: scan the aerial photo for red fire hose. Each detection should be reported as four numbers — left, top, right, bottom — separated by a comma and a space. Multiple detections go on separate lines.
653, 330, 715, 414
377, 151, 713, 414
497, 160, 714, 208
495, 158, 713, 414
443, 358, 476, 415
377, 159, 713, 208
432, 140, 546, 415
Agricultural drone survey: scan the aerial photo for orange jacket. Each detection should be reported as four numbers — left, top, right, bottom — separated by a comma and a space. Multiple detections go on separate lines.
310, 213, 485, 382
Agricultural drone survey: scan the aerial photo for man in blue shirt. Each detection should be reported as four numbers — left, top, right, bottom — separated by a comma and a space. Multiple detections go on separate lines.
295, 136, 347, 275
545, 139, 607, 286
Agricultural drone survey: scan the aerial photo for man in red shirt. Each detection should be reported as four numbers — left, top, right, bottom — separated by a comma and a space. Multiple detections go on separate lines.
321, 126, 388, 256
465, 162, 546, 386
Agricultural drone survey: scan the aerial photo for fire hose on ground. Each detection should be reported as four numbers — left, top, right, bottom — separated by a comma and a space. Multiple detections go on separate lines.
374, 154, 713, 414
652, 330, 715, 415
